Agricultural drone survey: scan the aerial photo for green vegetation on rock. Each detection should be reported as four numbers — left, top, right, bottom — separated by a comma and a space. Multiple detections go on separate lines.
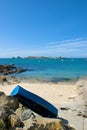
0, 119, 6, 130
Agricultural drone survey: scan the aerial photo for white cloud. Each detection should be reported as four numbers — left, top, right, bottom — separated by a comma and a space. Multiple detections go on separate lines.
47, 37, 84, 45
45, 37, 87, 57
47, 37, 87, 50
6, 48, 19, 51
0, 37, 87, 58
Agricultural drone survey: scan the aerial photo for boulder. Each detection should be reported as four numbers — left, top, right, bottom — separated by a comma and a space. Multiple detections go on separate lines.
0, 76, 7, 83
0, 92, 19, 121
0, 107, 9, 120
23, 116, 66, 130
0, 95, 19, 110
15, 106, 35, 121
76, 80, 87, 118
0, 92, 5, 96
15, 106, 69, 130
15, 68, 27, 73
8, 114, 21, 127
0, 64, 27, 75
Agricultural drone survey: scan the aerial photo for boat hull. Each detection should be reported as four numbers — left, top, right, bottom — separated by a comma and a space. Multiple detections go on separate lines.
10, 85, 58, 117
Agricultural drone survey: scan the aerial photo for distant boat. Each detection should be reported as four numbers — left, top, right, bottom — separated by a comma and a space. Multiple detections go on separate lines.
10, 85, 58, 117
61, 59, 64, 61
71, 59, 74, 61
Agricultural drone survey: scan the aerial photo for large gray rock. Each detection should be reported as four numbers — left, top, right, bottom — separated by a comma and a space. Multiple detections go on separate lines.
0, 107, 9, 120
0, 92, 19, 121
0, 95, 19, 110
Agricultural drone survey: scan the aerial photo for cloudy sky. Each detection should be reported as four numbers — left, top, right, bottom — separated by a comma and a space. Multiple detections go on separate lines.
0, 0, 87, 58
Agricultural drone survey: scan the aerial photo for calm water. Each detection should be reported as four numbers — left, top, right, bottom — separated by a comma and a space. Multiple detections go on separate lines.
0, 58, 87, 82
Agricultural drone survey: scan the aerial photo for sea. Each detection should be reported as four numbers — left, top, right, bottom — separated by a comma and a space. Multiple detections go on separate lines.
0, 58, 87, 82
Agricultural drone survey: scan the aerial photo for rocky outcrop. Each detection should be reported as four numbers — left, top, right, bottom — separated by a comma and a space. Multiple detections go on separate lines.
0, 76, 7, 83
27, 116, 66, 130
0, 64, 27, 75
0, 92, 19, 120
0, 92, 75, 130
0, 75, 20, 85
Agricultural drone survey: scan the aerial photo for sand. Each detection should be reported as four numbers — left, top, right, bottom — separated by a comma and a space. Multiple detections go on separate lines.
0, 82, 86, 130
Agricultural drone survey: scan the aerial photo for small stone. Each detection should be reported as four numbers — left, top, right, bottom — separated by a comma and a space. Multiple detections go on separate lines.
0, 76, 7, 82
60, 107, 70, 110
77, 112, 82, 116
0, 92, 5, 96
15, 128, 23, 130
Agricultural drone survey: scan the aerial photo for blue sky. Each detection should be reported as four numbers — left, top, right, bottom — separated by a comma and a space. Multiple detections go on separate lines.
0, 0, 87, 58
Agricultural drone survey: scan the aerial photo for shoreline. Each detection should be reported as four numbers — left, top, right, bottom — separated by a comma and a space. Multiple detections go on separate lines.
7, 74, 79, 84
0, 74, 78, 86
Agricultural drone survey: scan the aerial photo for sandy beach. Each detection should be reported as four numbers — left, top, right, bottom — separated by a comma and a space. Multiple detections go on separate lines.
0, 81, 86, 130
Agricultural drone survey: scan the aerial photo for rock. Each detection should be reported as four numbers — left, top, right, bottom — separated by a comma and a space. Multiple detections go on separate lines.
76, 80, 85, 88
64, 125, 76, 130
77, 111, 83, 116
15, 128, 23, 130
0, 76, 7, 83
0, 92, 19, 123
0, 76, 10, 85
21, 109, 33, 121
15, 107, 35, 121
0, 93, 19, 116
0, 119, 6, 130
7, 76, 20, 84
76, 80, 87, 118
0, 107, 9, 120
15, 68, 27, 73
25, 116, 66, 130
0, 95, 19, 110
8, 114, 21, 127
17, 56, 21, 59
0, 64, 27, 75
0, 92, 5, 96
0, 94, 9, 121
60, 107, 70, 110
0, 75, 20, 85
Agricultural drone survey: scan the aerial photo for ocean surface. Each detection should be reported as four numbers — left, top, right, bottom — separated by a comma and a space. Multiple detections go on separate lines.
0, 58, 87, 82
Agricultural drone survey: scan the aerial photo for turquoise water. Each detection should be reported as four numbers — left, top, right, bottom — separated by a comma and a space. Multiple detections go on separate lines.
0, 58, 87, 82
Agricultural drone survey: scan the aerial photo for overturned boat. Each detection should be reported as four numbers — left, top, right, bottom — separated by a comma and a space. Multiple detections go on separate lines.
10, 85, 58, 117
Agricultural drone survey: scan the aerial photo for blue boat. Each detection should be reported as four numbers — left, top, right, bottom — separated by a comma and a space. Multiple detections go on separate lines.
10, 85, 58, 117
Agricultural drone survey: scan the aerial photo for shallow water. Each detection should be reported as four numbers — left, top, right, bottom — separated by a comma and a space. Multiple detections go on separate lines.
0, 58, 87, 82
